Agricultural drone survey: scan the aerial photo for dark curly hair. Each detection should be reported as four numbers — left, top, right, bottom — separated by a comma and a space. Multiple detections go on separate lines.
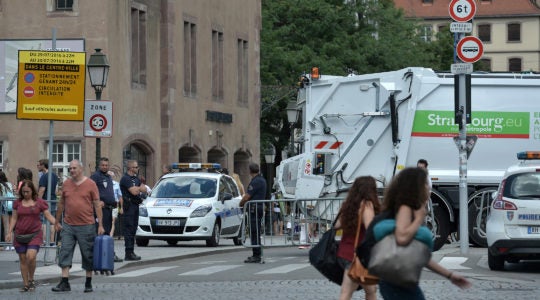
382, 167, 429, 215
339, 176, 380, 234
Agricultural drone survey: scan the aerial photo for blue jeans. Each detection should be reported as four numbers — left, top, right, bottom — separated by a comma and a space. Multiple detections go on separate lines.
379, 280, 425, 300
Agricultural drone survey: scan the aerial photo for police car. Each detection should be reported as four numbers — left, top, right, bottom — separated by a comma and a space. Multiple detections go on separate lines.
486, 152, 540, 270
136, 163, 244, 247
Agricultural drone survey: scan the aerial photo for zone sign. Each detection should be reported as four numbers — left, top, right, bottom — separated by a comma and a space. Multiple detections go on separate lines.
457, 36, 484, 63
449, 0, 476, 23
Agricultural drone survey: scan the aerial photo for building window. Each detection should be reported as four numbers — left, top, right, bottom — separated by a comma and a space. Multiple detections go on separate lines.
478, 24, 491, 42
55, 0, 73, 11
507, 23, 521, 42
420, 25, 432, 42
508, 58, 522, 72
479, 58, 492, 71
184, 21, 197, 97
212, 30, 224, 101
237, 39, 248, 105
131, 4, 147, 86
422, 0, 433, 4
49, 142, 81, 181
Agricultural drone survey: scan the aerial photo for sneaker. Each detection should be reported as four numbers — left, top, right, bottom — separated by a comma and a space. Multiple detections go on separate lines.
124, 252, 141, 261
244, 256, 261, 263
84, 284, 93, 293
51, 280, 71, 292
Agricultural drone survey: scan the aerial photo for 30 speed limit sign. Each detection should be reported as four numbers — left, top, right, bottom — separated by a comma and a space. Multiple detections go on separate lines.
84, 100, 113, 137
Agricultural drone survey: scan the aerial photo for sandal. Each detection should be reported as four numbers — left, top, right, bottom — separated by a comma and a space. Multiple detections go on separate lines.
29, 280, 36, 290
19, 285, 30, 292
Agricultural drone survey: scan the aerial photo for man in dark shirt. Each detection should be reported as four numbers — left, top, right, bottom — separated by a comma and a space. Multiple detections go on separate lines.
119, 160, 147, 261
239, 163, 267, 263
90, 157, 122, 262
37, 159, 59, 246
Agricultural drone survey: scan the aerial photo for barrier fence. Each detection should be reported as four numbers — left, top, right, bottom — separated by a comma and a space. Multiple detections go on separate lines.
242, 197, 345, 257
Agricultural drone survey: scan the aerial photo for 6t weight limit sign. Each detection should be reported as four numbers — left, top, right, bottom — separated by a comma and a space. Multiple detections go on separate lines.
84, 100, 113, 137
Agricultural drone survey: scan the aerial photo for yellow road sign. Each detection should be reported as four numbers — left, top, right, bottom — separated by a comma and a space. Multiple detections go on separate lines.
16, 50, 86, 121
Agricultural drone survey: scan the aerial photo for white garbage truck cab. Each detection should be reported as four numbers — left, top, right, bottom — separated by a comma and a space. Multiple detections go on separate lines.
276, 67, 540, 251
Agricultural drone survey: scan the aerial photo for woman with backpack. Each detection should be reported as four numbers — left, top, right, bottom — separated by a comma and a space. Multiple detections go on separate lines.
1, 171, 15, 250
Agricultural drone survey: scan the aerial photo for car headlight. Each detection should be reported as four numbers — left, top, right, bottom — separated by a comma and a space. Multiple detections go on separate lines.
190, 205, 212, 218
139, 206, 148, 217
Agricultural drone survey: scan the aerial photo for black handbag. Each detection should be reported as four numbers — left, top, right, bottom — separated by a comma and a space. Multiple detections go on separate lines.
309, 215, 343, 285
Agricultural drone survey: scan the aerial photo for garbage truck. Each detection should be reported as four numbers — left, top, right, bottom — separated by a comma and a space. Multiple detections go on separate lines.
275, 67, 540, 251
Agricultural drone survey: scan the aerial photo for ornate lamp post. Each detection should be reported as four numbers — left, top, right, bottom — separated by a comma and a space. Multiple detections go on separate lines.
87, 48, 110, 170
285, 101, 299, 158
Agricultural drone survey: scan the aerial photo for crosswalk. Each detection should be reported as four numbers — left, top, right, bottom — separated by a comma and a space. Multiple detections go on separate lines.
9, 255, 489, 279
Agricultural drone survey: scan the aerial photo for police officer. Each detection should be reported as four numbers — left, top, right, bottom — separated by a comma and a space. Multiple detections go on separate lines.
90, 157, 123, 262
239, 163, 267, 263
119, 160, 147, 261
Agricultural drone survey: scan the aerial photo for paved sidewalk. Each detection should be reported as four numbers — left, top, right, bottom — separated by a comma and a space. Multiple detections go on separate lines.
0, 238, 243, 290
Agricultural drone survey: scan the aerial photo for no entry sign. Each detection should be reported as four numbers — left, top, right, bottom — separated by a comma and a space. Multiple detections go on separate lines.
457, 36, 484, 63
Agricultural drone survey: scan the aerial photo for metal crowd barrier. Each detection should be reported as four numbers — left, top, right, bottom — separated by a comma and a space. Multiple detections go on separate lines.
1, 196, 58, 265
242, 197, 345, 258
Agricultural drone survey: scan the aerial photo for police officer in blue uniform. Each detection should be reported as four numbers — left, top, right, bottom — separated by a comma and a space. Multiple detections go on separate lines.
119, 160, 147, 261
90, 157, 123, 263
239, 163, 267, 263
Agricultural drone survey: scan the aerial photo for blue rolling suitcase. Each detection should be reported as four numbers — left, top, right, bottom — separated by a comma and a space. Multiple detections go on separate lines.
93, 235, 115, 275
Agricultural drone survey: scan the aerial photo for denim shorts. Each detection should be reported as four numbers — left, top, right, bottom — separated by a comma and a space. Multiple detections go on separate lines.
57, 223, 96, 271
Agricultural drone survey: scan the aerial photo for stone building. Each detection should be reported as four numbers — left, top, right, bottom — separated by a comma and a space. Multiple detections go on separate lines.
394, 0, 540, 72
0, 0, 261, 187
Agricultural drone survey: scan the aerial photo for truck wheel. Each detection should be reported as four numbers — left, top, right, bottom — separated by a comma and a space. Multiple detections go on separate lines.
136, 238, 149, 247
206, 222, 221, 247
468, 187, 496, 247
488, 251, 505, 271
430, 204, 450, 252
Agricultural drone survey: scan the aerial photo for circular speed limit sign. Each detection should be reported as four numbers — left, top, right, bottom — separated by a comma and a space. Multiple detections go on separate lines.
449, 0, 476, 22
89, 114, 107, 132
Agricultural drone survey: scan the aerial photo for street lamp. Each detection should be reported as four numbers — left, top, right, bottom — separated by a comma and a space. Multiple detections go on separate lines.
263, 143, 276, 199
286, 101, 299, 158
87, 48, 110, 170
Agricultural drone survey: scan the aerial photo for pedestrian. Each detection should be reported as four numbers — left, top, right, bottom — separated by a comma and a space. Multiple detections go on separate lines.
232, 173, 245, 195
239, 163, 267, 263
416, 159, 431, 191
108, 170, 123, 240
119, 160, 147, 261
52, 160, 104, 293
6, 180, 56, 292
334, 176, 380, 300
377, 167, 471, 299
16, 168, 33, 195
272, 200, 283, 236
140, 176, 152, 195
1, 171, 15, 250
90, 157, 123, 262
37, 159, 59, 247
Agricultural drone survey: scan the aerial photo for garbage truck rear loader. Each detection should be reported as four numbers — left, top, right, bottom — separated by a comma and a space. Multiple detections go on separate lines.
276, 67, 540, 251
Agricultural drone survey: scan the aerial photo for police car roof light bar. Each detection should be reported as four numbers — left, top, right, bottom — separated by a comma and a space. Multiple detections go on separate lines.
517, 152, 540, 160
170, 162, 221, 170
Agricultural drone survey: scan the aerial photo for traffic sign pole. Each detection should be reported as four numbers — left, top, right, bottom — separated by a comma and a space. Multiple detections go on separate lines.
450, 0, 478, 256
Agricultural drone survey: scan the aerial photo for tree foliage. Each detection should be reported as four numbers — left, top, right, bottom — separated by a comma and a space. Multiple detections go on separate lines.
260, 0, 456, 164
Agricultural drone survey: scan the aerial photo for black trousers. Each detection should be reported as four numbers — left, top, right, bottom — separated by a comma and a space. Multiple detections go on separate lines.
123, 202, 139, 253
102, 206, 113, 235
249, 206, 263, 257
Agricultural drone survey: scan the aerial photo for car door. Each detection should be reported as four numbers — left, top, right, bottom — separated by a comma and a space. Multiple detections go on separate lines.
218, 176, 241, 235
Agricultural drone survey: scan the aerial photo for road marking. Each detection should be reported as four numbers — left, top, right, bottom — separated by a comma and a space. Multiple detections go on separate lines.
192, 260, 229, 265
438, 257, 471, 270
255, 263, 310, 274
115, 266, 177, 277
10, 264, 84, 276
179, 265, 241, 276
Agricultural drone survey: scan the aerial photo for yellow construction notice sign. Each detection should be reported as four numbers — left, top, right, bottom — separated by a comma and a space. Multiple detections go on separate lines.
16, 50, 86, 121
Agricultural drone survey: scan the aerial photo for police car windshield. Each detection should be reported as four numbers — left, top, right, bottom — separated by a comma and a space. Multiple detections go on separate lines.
152, 177, 217, 199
